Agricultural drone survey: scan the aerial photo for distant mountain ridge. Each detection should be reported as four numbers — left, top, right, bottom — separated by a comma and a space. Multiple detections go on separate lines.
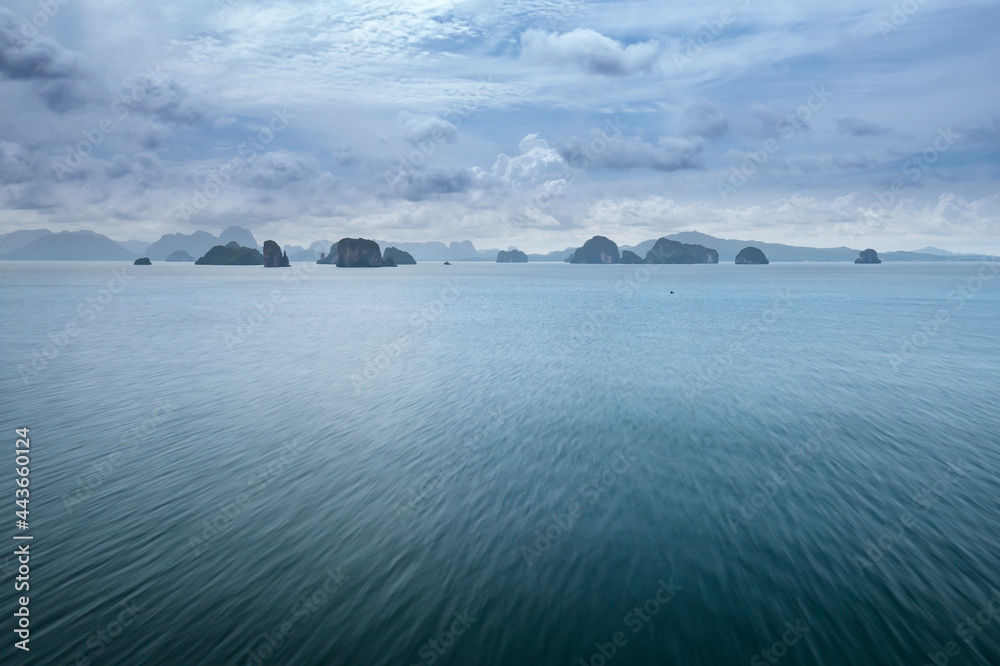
1, 227, 997, 262
0, 229, 54, 256
143, 227, 258, 261
0, 231, 138, 261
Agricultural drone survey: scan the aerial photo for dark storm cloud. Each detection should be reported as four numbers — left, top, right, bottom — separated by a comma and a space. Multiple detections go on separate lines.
0, 13, 92, 112
389, 168, 473, 201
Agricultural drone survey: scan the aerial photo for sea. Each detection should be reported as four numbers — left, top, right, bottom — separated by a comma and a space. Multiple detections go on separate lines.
1, 260, 999, 665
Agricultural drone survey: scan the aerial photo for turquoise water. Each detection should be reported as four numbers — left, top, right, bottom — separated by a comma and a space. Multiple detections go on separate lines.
1, 260, 999, 665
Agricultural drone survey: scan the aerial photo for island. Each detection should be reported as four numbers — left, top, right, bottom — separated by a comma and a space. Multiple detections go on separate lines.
645, 238, 719, 264
497, 249, 528, 263
133, 257, 151, 265
263, 240, 290, 268
855, 249, 882, 264
383, 247, 416, 265
568, 236, 621, 264
195, 241, 265, 265
620, 250, 644, 264
735, 247, 769, 264
330, 238, 386, 267
165, 250, 195, 262
317, 245, 337, 265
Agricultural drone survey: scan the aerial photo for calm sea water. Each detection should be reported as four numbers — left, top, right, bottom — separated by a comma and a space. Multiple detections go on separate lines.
1, 260, 999, 666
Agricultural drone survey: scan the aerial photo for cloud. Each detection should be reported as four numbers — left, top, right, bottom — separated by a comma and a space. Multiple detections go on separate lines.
683, 100, 728, 138
520, 29, 660, 76
963, 119, 1000, 142
836, 117, 906, 138
238, 150, 327, 190
486, 134, 571, 188
556, 132, 703, 171
0, 142, 35, 184
398, 112, 458, 145
0, 15, 91, 112
119, 74, 207, 126
747, 103, 811, 138
832, 154, 881, 170
389, 168, 474, 201
103, 153, 162, 186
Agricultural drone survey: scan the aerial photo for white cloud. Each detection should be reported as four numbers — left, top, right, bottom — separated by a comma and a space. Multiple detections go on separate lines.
397, 112, 458, 145
520, 29, 660, 76
486, 134, 571, 189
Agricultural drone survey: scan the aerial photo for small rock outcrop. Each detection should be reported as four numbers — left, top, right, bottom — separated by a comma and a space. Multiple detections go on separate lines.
383, 247, 416, 265
497, 248, 528, 263
443, 261, 451, 265
619, 250, 644, 264
165, 250, 195, 262
195, 242, 265, 265
263, 240, 290, 267
855, 249, 882, 264
735, 247, 769, 265
336, 238, 383, 267
568, 236, 620, 264
645, 238, 719, 264
134, 257, 151, 265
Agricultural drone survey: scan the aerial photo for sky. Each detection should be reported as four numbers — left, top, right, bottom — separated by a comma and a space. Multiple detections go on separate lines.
0, 0, 998, 253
